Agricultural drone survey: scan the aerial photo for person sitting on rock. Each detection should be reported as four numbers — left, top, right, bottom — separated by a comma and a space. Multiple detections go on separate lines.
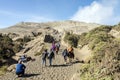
16, 60, 26, 77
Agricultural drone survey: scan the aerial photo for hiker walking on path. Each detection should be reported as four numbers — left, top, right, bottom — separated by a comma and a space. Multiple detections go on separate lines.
48, 49, 55, 66
41, 49, 49, 67
62, 48, 68, 63
16, 60, 26, 77
55, 41, 61, 54
51, 41, 56, 51
67, 46, 74, 63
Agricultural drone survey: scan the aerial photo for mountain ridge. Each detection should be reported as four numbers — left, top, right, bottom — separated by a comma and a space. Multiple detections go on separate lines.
0, 20, 101, 35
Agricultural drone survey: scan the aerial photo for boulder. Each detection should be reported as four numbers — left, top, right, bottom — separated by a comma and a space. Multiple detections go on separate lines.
7, 64, 16, 72
44, 35, 54, 43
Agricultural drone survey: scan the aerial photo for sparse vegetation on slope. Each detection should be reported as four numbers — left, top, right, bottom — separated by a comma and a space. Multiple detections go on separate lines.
64, 32, 80, 47
0, 66, 7, 75
78, 25, 120, 80
15, 36, 32, 43
0, 34, 14, 61
112, 22, 120, 31
0, 34, 15, 75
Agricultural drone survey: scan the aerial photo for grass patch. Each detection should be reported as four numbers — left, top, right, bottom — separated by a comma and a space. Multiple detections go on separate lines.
79, 24, 120, 79
34, 45, 46, 56
64, 32, 80, 47
0, 66, 7, 75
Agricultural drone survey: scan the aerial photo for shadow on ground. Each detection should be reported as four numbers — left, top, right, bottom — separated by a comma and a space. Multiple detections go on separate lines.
72, 60, 84, 64
52, 64, 70, 67
22, 73, 40, 78
52, 60, 84, 67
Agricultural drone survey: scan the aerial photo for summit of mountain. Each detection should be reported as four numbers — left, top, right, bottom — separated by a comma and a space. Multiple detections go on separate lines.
0, 20, 101, 35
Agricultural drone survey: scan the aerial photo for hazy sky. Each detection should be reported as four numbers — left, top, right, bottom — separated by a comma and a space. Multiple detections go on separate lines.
0, 0, 120, 28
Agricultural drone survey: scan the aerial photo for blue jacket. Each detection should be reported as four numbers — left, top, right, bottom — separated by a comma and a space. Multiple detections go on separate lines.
16, 63, 26, 73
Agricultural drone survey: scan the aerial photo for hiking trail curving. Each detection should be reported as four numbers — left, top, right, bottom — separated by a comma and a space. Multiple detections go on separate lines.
0, 45, 85, 80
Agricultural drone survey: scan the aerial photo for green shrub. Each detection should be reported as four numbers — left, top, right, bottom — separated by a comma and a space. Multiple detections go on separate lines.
89, 25, 112, 34
78, 33, 88, 47
0, 66, 7, 75
16, 36, 31, 43
78, 30, 113, 49
0, 35, 16, 68
0, 36, 14, 59
23, 36, 31, 43
112, 22, 120, 31
64, 32, 79, 47
13, 43, 23, 53
79, 25, 120, 79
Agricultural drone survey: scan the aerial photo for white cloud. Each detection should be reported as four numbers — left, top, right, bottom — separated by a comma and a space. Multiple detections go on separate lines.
71, 0, 120, 25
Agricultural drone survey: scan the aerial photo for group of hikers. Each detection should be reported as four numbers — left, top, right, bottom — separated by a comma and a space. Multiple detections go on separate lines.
41, 41, 60, 67
41, 41, 75, 67
15, 41, 75, 77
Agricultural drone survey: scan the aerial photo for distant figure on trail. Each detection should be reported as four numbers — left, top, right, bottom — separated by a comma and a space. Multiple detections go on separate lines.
16, 60, 26, 77
19, 55, 27, 63
55, 41, 61, 54
67, 46, 74, 63
41, 49, 49, 67
48, 49, 55, 66
62, 48, 68, 63
51, 41, 56, 51
18, 54, 34, 63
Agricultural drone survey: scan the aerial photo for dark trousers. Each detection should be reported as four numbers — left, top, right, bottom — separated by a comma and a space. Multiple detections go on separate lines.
16, 70, 25, 76
49, 58, 52, 66
64, 56, 67, 62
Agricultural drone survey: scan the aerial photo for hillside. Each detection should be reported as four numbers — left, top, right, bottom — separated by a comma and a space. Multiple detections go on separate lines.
3, 20, 120, 80
60, 22, 120, 80
70, 24, 120, 80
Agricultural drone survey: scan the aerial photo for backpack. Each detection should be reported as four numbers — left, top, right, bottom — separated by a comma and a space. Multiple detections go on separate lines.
62, 49, 68, 56
48, 51, 54, 59
56, 43, 60, 48
55, 45, 59, 51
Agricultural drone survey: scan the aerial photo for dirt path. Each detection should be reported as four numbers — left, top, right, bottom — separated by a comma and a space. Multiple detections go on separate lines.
0, 46, 83, 80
